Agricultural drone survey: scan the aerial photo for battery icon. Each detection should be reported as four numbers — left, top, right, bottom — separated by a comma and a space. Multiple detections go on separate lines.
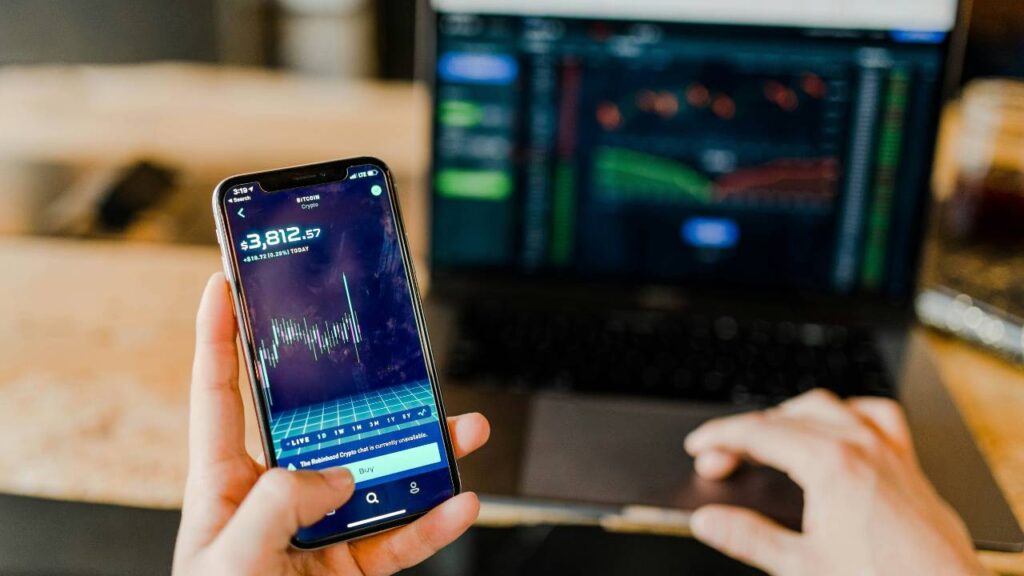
368, 169, 378, 176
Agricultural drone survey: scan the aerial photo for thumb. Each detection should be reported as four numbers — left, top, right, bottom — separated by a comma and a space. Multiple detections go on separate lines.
691, 504, 803, 575
214, 467, 354, 558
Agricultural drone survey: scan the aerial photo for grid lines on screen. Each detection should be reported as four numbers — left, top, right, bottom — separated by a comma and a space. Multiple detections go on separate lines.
270, 380, 437, 460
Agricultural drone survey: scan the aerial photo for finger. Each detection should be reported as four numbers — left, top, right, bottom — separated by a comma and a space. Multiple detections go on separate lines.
347, 492, 480, 576
691, 504, 803, 575
685, 412, 832, 486
179, 274, 254, 552
693, 449, 742, 480
773, 389, 894, 453
447, 413, 490, 459
189, 273, 248, 472
215, 467, 355, 560
775, 388, 861, 428
847, 397, 916, 458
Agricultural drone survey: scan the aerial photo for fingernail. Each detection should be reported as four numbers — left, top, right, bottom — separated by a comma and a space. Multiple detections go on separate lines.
322, 467, 354, 491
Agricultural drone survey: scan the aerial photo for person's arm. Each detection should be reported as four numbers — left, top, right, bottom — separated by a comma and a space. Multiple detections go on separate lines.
685, 389, 989, 576
173, 273, 490, 576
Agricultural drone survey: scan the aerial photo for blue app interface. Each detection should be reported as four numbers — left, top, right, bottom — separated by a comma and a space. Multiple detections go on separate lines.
223, 164, 454, 542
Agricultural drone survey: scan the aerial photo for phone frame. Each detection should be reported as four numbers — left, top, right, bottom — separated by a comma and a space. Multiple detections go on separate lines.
212, 156, 462, 549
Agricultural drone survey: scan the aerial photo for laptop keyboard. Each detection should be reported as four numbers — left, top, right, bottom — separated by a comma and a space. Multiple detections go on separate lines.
446, 305, 894, 405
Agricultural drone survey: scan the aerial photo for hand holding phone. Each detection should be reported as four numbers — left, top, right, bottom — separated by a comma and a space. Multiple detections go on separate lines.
172, 274, 489, 575
186, 157, 483, 554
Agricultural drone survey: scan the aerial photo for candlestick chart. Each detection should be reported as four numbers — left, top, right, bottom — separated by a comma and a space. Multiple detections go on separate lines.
256, 272, 364, 405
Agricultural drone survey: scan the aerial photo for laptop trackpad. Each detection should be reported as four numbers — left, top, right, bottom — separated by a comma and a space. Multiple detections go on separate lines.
519, 394, 803, 530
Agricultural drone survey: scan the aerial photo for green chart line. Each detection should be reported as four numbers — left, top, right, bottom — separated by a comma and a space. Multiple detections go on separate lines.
593, 146, 713, 204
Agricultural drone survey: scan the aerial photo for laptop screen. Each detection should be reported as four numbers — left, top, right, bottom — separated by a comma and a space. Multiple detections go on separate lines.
428, 0, 957, 302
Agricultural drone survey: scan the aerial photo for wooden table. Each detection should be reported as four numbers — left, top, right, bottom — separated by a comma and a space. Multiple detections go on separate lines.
1, 65, 1022, 573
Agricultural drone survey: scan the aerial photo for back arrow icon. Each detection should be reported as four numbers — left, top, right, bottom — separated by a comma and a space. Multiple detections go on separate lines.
237, 208, 245, 218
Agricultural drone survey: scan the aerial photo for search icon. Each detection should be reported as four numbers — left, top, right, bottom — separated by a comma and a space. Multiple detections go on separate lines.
366, 492, 379, 504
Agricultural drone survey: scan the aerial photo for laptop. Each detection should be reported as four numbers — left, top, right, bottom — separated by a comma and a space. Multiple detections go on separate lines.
420, 0, 1024, 552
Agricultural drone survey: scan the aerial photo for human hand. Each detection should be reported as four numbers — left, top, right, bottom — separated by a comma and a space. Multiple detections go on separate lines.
685, 389, 987, 576
173, 273, 491, 576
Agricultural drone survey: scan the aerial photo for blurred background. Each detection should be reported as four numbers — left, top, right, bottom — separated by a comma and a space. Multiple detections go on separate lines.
0, 0, 418, 77
0, 1, 1021, 355
2, 1, 1024, 575
0, 0, 424, 247
0, 0, 1021, 246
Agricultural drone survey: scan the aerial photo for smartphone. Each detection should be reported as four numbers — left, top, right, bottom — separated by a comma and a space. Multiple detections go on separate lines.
212, 157, 460, 548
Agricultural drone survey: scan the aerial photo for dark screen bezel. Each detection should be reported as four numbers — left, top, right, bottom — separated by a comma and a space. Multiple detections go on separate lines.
421, 3, 970, 326
212, 156, 462, 549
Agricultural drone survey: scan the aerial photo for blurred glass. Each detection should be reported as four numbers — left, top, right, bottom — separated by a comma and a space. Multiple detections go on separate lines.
944, 79, 1024, 244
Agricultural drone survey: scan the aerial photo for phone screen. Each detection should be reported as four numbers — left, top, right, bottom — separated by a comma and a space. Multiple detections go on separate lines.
218, 160, 457, 545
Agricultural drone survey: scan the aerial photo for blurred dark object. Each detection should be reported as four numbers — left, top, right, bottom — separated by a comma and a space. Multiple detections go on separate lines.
947, 166, 1024, 243
42, 160, 178, 236
0, 0, 279, 68
97, 161, 177, 232
405, 525, 764, 576
962, 0, 1024, 82
376, 0, 417, 79
217, 0, 280, 66
0, 0, 218, 64
942, 79, 1024, 244
1, 0, 1018, 83
0, 493, 179, 576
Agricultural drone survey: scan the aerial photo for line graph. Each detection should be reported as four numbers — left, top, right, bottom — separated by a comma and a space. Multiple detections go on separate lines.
592, 146, 838, 209
580, 58, 847, 213
713, 157, 839, 204
593, 146, 712, 204
257, 273, 364, 406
